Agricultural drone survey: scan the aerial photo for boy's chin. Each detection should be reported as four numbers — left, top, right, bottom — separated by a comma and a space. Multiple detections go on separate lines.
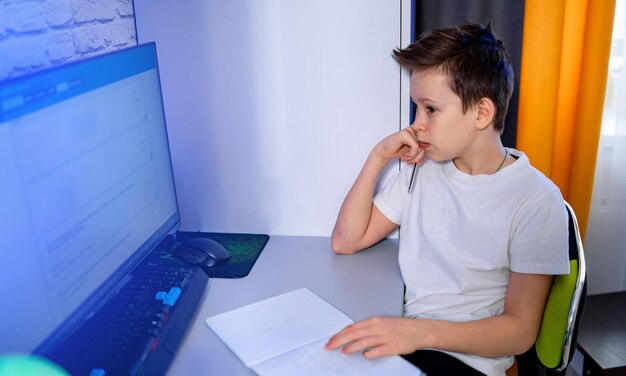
425, 154, 450, 163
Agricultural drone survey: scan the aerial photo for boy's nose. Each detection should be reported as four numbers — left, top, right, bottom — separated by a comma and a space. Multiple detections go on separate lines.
410, 119, 426, 132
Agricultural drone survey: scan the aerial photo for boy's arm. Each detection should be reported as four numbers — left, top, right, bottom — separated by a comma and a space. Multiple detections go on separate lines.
325, 271, 552, 357
331, 152, 398, 254
331, 127, 424, 254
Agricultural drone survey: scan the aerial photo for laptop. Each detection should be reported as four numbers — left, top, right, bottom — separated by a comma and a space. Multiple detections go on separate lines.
0, 43, 209, 375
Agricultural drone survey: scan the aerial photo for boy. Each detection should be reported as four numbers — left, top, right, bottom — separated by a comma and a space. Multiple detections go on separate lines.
325, 22, 570, 376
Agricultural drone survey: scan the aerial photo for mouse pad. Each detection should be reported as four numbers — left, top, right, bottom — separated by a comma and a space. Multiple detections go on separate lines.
170, 232, 269, 278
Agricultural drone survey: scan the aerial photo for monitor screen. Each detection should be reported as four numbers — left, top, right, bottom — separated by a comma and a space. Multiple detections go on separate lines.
0, 43, 179, 353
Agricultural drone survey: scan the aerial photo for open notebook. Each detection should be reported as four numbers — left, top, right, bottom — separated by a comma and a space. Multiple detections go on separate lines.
0, 43, 208, 375
206, 288, 424, 375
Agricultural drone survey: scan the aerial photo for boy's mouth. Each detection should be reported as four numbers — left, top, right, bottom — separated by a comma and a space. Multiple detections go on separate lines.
418, 141, 430, 149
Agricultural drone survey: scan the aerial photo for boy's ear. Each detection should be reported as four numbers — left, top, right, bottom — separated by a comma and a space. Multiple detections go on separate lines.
475, 97, 495, 130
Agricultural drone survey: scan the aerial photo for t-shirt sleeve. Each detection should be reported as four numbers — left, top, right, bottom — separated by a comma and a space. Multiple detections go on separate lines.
509, 190, 570, 275
372, 165, 413, 225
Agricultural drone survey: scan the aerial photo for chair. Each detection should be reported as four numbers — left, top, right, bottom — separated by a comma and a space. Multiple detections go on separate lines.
514, 201, 587, 375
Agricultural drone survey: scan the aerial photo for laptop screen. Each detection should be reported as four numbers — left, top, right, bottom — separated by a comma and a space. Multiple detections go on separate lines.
0, 43, 179, 353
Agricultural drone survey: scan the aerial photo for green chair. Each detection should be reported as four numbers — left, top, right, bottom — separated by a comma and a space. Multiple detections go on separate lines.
517, 201, 587, 375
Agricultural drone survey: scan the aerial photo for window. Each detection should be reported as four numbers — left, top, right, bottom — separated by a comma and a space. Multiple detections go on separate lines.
585, 0, 626, 294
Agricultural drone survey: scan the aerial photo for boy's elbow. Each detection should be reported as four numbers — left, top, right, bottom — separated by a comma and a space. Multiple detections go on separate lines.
513, 335, 537, 356
512, 326, 541, 355
330, 234, 358, 255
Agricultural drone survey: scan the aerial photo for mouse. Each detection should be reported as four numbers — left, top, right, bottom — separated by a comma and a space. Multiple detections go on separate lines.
176, 238, 231, 267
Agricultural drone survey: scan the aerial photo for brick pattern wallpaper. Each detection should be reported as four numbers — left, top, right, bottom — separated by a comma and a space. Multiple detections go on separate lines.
0, 0, 136, 81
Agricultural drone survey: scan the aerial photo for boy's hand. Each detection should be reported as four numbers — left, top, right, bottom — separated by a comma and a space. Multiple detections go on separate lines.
324, 317, 423, 359
373, 127, 426, 165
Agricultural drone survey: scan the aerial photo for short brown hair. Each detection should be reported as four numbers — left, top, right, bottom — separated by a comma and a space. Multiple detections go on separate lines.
393, 22, 514, 132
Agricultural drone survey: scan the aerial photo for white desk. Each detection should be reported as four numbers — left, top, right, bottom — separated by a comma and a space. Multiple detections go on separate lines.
167, 236, 404, 375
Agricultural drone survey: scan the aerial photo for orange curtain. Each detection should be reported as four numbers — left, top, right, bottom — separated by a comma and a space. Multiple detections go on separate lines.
516, 0, 616, 240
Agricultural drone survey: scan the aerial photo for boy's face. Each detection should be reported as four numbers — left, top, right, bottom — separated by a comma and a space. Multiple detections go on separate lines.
409, 70, 479, 162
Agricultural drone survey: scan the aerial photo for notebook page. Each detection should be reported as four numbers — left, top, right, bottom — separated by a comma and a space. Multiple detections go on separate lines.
205, 288, 353, 366
253, 337, 424, 376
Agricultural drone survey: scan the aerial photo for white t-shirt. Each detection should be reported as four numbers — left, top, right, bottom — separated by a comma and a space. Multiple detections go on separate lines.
373, 148, 570, 376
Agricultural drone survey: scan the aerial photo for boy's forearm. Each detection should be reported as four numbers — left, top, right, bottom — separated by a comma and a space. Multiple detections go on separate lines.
417, 314, 538, 357
331, 151, 390, 253
326, 313, 538, 360
416, 272, 552, 358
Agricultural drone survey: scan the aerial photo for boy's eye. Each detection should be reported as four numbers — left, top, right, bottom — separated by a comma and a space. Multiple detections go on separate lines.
426, 106, 436, 113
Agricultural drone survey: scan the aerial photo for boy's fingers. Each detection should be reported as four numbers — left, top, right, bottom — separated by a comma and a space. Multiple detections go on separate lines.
408, 149, 427, 165
402, 139, 422, 161
341, 335, 383, 355
378, 127, 420, 160
402, 127, 419, 146
325, 321, 378, 351
406, 131, 422, 156
363, 344, 392, 359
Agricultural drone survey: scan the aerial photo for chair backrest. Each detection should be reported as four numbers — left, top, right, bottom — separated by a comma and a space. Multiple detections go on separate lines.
531, 201, 587, 373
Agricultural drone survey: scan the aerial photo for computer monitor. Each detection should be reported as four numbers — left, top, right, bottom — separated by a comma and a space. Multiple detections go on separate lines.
0, 43, 181, 354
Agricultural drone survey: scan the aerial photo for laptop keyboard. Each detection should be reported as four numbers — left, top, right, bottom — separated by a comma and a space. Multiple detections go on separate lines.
46, 260, 201, 375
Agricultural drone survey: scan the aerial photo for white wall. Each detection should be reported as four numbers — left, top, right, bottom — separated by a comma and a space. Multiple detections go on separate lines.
134, 1, 411, 236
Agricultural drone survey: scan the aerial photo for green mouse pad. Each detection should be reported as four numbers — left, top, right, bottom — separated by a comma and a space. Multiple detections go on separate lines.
171, 232, 269, 278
